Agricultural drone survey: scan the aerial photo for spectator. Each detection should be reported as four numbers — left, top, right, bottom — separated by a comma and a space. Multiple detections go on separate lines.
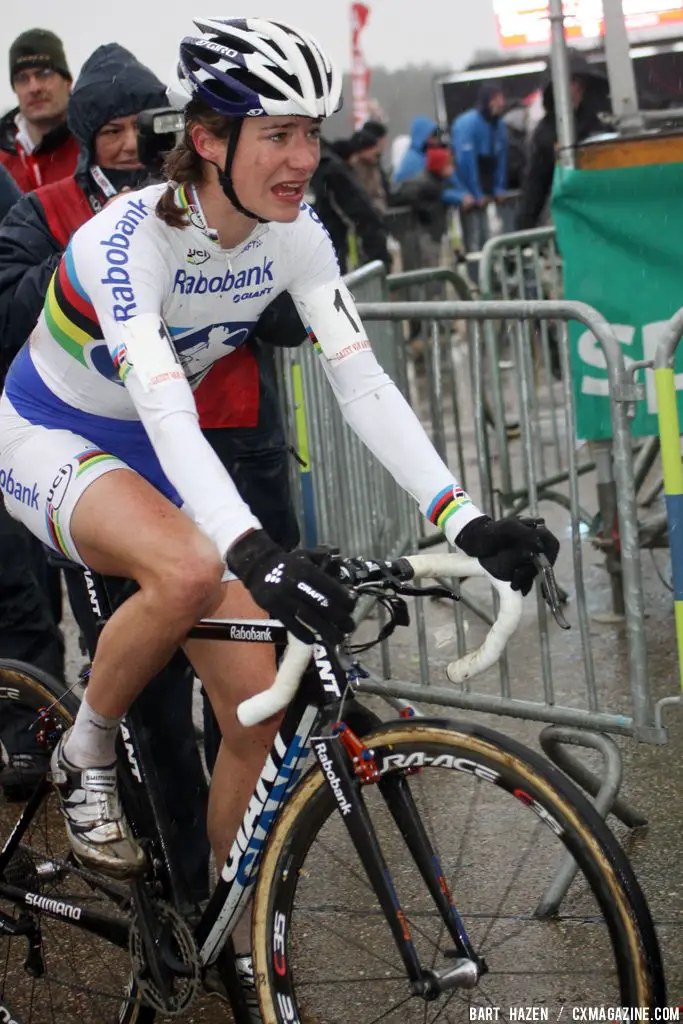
348, 127, 387, 215
393, 115, 440, 184
517, 55, 609, 231
362, 118, 392, 204
309, 138, 391, 273
451, 84, 509, 273
503, 101, 534, 192
0, 43, 170, 362
0, 29, 79, 192
394, 145, 463, 272
0, 165, 20, 222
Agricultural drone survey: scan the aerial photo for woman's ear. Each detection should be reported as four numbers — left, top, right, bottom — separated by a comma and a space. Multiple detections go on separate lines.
190, 123, 221, 164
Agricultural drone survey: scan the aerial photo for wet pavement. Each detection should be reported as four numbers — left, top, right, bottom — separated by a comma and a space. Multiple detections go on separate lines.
35, 345, 683, 1019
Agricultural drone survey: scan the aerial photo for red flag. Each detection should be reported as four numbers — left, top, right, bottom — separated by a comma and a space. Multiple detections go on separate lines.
350, 3, 371, 129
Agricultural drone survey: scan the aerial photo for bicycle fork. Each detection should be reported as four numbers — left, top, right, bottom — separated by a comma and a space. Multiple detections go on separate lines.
311, 729, 485, 1000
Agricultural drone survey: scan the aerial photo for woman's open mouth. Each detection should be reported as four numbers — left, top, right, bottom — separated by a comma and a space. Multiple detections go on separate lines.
271, 181, 307, 203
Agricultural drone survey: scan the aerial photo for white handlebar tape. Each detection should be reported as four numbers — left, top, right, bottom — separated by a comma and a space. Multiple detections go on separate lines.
236, 636, 312, 727
235, 553, 523, 726
404, 554, 523, 684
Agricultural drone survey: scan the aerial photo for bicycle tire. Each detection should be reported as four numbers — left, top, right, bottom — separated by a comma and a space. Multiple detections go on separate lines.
252, 718, 665, 1023
0, 660, 153, 1024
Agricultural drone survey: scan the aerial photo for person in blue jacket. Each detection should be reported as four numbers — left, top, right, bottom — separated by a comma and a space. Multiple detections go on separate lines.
451, 83, 510, 279
393, 114, 440, 184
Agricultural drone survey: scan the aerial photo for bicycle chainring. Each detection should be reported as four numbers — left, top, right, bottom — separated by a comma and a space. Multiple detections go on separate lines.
129, 900, 200, 1015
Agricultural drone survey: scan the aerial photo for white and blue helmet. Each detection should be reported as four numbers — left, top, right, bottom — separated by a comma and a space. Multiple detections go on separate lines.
174, 17, 342, 119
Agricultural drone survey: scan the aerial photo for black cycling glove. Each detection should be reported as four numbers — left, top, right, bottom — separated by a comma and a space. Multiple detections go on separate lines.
227, 530, 357, 646
456, 515, 560, 596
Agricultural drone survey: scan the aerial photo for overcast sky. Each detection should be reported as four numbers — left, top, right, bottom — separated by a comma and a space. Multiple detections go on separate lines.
1, 1, 499, 112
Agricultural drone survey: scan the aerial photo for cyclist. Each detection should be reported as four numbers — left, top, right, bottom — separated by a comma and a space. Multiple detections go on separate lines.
0, 12, 558, 897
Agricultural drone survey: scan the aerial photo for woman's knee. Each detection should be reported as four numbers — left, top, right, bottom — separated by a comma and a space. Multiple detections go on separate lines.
146, 534, 225, 621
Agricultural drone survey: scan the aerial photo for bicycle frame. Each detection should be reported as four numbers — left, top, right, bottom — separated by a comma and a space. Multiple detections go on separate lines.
0, 563, 480, 1002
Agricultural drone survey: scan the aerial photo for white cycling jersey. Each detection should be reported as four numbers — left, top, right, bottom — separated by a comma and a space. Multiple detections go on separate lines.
0, 181, 481, 561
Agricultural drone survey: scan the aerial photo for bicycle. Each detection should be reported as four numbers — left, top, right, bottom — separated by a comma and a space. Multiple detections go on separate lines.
0, 549, 666, 1022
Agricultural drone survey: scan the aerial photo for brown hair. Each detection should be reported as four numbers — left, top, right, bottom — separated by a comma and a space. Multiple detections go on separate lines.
156, 100, 234, 229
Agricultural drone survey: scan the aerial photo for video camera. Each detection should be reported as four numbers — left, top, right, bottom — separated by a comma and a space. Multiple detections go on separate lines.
135, 108, 184, 173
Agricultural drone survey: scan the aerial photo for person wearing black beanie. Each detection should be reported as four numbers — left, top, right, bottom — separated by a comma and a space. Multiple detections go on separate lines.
0, 28, 78, 192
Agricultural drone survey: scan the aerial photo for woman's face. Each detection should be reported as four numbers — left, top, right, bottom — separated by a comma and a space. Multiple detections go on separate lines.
94, 114, 143, 170
198, 114, 322, 222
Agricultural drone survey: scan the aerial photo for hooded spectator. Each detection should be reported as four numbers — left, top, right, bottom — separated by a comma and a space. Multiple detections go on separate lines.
394, 144, 463, 273
393, 115, 440, 184
0, 29, 79, 192
517, 55, 609, 230
0, 43, 168, 361
308, 138, 391, 274
451, 84, 510, 277
451, 83, 508, 203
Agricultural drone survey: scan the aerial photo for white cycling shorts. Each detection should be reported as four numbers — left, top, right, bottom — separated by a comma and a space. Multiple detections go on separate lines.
0, 392, 235, 582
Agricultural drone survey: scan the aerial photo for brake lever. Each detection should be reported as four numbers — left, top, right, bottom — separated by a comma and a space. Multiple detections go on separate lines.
533, 553, 571, 630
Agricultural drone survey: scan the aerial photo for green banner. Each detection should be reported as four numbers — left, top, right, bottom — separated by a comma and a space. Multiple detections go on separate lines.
552, 162, 683, 440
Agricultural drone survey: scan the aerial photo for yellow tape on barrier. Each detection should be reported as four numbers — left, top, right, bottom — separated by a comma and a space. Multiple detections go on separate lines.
655, 367, 683, 496
291, 363, 310, 471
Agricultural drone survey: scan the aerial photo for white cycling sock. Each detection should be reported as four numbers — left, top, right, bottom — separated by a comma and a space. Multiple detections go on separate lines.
64, 696, 123, 769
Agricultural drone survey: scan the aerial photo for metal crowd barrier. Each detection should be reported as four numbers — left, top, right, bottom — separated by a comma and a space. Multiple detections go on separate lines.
354, 300, 657, 729
276, 278, 664, 909
353, 298, 661, 912
477, 229, 634, 617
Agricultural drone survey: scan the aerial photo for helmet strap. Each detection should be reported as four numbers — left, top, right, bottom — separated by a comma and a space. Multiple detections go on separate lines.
215, 119, 269, 224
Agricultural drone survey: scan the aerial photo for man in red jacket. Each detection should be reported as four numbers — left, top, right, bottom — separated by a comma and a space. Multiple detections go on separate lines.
0, 29, 79, 192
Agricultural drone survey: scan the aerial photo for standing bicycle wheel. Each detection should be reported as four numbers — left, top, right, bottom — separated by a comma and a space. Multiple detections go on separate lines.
253, 719, 665, 1022
0, 660, 153, 1024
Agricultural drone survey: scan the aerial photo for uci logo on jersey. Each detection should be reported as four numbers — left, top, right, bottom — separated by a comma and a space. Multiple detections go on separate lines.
172, 256, 274, 301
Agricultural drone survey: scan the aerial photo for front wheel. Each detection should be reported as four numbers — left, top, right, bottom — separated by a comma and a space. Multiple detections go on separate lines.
253, 719, 665, 1023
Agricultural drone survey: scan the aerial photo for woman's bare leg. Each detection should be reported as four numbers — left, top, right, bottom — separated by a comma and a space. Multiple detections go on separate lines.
70, 469, 224, 718
185, 582, 280, 951
54, 468, 225, 876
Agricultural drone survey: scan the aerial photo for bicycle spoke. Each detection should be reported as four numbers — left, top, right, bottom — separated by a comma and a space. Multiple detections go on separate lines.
477, 818, 543, 950
487, 967, 618, 977
296, 974, 408, 986
366, 990, 417, 1024
481, 984, 510, 1023
427, 990, 459, 1024
313, 838, 376, 894
294, 914, 403, 974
